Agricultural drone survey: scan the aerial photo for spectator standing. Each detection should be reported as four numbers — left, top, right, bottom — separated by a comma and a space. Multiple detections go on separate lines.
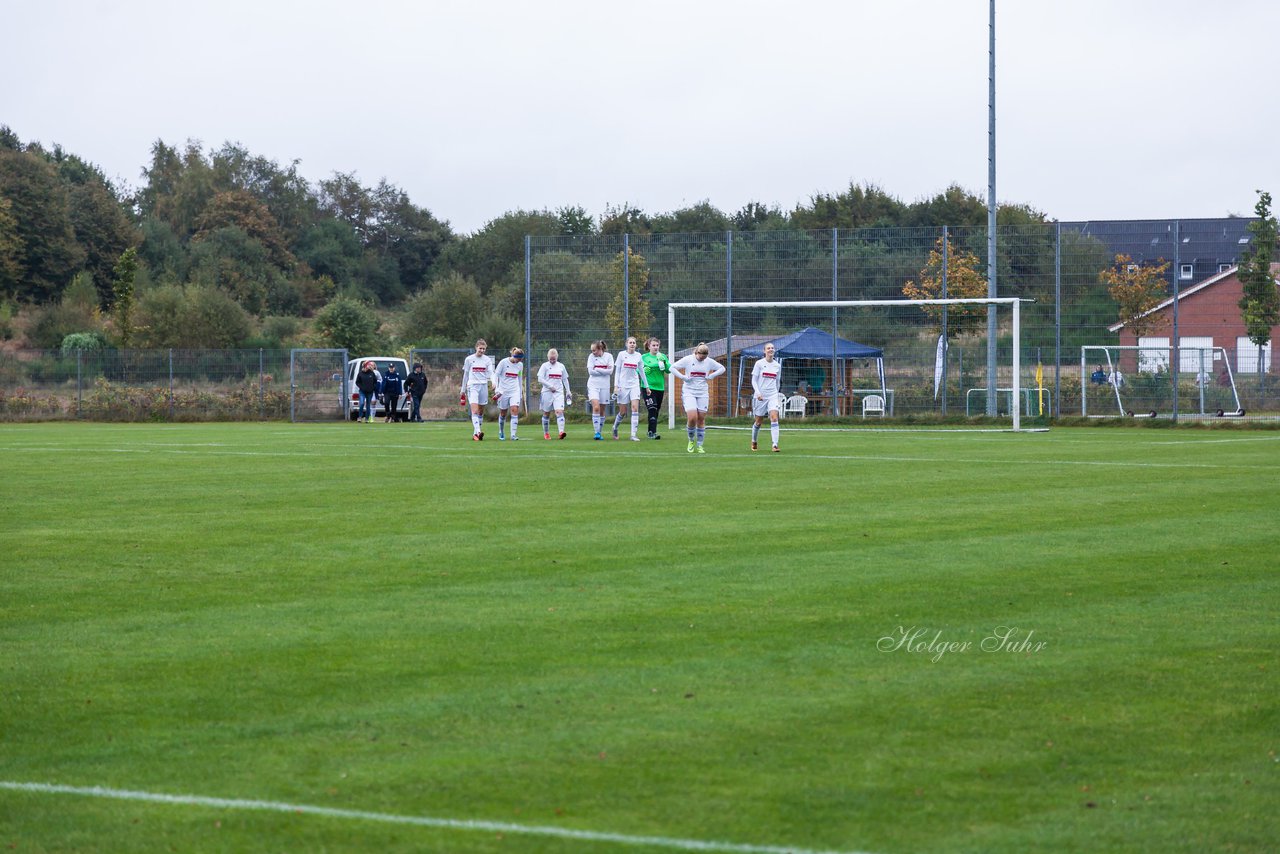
380, 362, 404, 422
355, 360, 380, 423
406, 363, 428, 422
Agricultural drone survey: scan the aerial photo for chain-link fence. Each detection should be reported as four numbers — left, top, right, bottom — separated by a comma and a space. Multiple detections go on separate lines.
4, 222, 1273, 423
526, 222, 1278, 421
0, 349, 296, 421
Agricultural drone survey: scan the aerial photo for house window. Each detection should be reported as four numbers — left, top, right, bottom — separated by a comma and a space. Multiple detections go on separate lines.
1137, 337, 1170, 374
1235, 337, 1272, 373
1179, 337, 1214, 374
1179, 264, 1194, 280
1218, 263, 1233, 273
1126, 263, 1139, 274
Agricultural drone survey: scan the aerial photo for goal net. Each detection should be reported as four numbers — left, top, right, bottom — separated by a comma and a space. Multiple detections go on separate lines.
667, 298, 1033, 431
1080, 345, 1243, 418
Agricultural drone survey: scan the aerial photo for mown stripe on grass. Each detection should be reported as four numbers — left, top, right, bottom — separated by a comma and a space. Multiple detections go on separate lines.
0, 781, 877, 854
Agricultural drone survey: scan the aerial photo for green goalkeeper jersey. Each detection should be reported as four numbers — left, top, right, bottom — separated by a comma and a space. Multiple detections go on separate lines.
642, 351, 671, 391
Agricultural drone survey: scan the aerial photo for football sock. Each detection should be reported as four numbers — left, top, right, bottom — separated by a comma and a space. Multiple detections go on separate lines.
751, 423, 760, 442
556, 414, 566, 433
696, 427, 705, 446
630, 412, 639, 437
771, 422, 780, 445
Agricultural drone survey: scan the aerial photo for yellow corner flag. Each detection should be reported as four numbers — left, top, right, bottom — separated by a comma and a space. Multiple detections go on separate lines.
1035, 361, 1044, 415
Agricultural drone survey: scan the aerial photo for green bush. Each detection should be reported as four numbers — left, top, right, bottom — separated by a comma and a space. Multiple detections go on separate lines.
60, 331, 107, 354
315, 295, 380, 352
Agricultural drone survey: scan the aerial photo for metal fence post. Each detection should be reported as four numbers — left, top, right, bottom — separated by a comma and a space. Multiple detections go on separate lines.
168, 348, 174, 421
1172, 220, 1181, 421
941, 226, 949, 415
76, 349, 83, 419
1054, 220, 1062, 417
726, 230, 734, 416
831, 227, 839, 416
524, 234, 532, 404
623, 232, 630, 339
259, 348, 265, 420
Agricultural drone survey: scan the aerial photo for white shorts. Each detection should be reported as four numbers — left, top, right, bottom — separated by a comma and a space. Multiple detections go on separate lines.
496, 390, 522, 409
540, 390, 565, 411
587, 382, 611, 403
682, 389, 709, 414
615, 385, 641, 405
752, 395, 780, 418
466, 385, 489, 406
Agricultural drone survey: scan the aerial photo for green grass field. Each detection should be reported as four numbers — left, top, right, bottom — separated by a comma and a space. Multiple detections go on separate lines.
1, 422, 1276, 853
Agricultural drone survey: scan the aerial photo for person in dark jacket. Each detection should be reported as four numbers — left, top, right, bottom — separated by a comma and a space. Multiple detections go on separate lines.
381, 363, 404, 422
406, 363, 428, 422
355, 361, 381, 423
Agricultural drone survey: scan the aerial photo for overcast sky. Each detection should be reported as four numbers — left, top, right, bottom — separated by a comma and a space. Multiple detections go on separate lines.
6, 0, 1278, 233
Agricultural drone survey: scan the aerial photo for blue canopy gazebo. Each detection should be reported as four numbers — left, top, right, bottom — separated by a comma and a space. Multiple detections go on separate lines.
737, 327, 885, 416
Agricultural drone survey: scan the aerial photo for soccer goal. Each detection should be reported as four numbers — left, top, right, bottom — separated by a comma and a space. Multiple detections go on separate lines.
667, 298, 1033, 431
1080, 345, 1243, 418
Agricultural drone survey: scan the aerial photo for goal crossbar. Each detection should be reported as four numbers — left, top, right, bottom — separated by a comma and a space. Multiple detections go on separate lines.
667, 298, 1028, 431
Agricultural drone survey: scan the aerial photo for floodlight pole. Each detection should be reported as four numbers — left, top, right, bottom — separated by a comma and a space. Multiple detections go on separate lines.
986, 0, 999, 417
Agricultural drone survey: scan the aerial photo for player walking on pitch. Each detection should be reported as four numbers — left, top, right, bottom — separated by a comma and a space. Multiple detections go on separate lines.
670, 343, 726, 453
460, 339, 496, 440
750, 342, 783, 452
537, 349, 572, 439
585, 340, 614, 440
611, 336, 651, 441
493, 347, 525, 440
641, 336, 670, 439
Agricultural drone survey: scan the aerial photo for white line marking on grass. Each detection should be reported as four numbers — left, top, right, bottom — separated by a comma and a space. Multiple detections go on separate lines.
1151, 434, 1280, 445
2, 444, 1277, 472
0, 781, 876, 854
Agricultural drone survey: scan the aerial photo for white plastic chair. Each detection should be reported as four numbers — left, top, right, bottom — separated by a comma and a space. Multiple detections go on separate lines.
862, 394, 885, 418
783, 394, 808, 419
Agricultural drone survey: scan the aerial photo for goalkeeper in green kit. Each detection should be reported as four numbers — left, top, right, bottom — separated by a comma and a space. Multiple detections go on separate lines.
641, 336, 671, 439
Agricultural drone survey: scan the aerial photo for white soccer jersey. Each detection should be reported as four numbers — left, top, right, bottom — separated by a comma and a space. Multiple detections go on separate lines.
538, 361, 571, 395
494, 357, 524, 397
586, 352, 614, 388
614, 351, 647, 391
461, 353, 494, 390
672, 354, 725, 392
752, 358, 782, 399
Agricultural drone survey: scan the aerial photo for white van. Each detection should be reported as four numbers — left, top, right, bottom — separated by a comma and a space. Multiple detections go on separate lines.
346, 357, 412, 421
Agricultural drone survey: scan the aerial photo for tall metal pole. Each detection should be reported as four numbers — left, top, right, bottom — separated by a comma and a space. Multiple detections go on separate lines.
986, 0, 999, 416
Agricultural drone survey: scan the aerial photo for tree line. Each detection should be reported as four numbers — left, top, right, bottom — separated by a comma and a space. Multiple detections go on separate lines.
5, 125, 1270, 359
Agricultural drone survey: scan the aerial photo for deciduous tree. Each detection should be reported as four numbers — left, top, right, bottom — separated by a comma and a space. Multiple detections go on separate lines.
111, 247, 139, 347
1103, 254, 1169, 341
903, 236, 989, 337
1237, 190, 1279, 375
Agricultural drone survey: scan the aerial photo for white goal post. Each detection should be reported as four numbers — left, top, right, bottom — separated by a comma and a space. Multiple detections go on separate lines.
667, 298, 1029, 431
